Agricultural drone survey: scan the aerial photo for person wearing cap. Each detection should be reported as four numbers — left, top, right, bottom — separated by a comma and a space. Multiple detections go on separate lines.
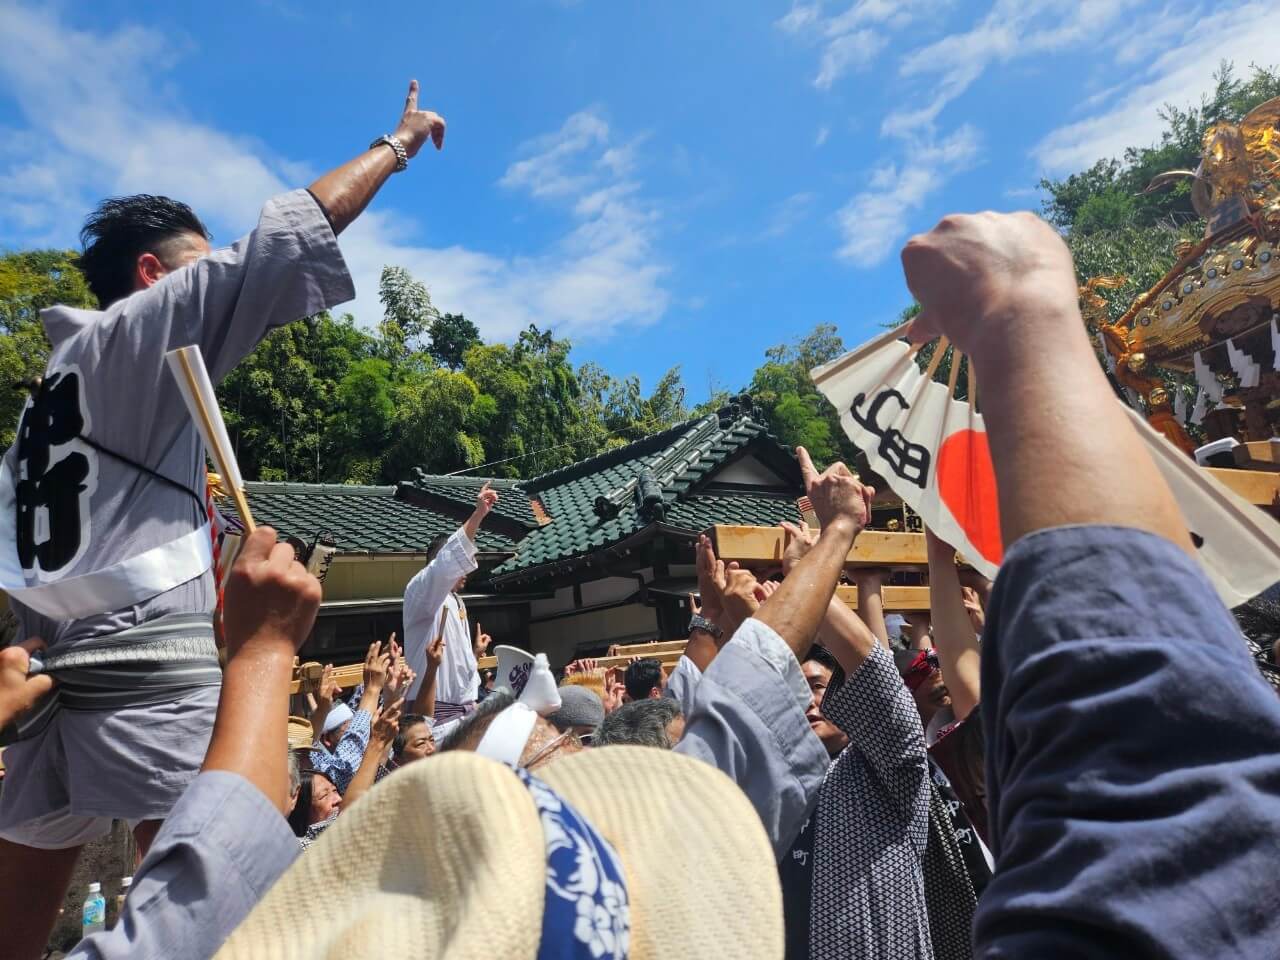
402, 483, 499, 722
548, 685, 607, 742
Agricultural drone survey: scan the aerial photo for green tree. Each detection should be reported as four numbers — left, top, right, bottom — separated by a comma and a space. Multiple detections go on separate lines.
377, 265, 438, 362
746, 323, 852, 465
0, 251, 96, 448
428, 313, 481, 370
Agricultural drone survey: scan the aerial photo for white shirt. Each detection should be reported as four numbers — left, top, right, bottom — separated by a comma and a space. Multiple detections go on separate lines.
402, 528, 479, 704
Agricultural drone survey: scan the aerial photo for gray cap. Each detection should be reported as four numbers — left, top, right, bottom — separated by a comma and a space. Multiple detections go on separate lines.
548, 685, 606, 732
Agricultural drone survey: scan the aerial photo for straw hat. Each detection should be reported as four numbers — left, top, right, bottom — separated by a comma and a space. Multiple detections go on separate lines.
287, 716, 314, 751
216, 747, 783, 959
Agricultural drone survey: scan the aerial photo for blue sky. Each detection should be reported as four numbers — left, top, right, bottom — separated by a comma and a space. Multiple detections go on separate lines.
1, 1, 1276, 403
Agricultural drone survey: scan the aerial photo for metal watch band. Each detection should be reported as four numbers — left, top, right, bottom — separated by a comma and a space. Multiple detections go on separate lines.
370, 134, 408, 172
689, 614, 723, 639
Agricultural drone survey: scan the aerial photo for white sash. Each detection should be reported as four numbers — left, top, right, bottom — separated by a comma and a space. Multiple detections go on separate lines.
0, 461, 213, 622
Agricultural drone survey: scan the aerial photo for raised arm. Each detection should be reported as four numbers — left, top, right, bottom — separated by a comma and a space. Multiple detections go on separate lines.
851, 568, 891, 650
903, 211, 1191, 551
463, 483, 499, 542
753, 448, 874, 658
307, 80, 445, 235
925, 529, 981, 721
410, 633, 445, 719
204, 527, 323, 808
344, 699, 402, 809
69, 528, 320, 959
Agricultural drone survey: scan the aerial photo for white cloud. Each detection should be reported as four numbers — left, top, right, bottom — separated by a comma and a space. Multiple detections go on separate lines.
882, 0, 1143, 138
777, 0, 943, 91
0, 2, 669, 343
815, 30, 887, 90
760, 192, 817, 240
815, 124, 831, 147
836, 125, 980, 265
1033, 1, 1280, 172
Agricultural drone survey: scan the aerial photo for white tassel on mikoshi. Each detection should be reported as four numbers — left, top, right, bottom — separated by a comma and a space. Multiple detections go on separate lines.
1173, 385, 1188, 424
1191, 388, 1208, 425
1227, 338, 1261, 389
1272, 314, 1280, 372
812, 326, 1280, 608
1194, 351, 1224, 402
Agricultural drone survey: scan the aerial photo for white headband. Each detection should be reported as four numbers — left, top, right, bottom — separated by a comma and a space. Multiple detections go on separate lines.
475, 701, 539, 766
476, 651, 563, 767
320, 701, 354, 735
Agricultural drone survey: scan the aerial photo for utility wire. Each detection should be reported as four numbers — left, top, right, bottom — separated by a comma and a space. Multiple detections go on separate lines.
444, 413, 679, 477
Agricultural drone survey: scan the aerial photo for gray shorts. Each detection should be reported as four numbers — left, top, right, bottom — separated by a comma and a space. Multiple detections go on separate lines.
0, 683, 220, 849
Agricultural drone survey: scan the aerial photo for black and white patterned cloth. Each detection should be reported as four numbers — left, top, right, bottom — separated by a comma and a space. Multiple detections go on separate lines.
781, 644, 933, 959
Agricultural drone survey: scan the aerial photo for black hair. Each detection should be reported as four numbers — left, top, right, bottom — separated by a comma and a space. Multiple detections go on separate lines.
803, 644, 846, 688
392, 713, 430, 760
623, 658, 664, 702
424, 534, 451, 566
287, 767, 336, 836
76, 194, 210, 307
439, 690, 516, 753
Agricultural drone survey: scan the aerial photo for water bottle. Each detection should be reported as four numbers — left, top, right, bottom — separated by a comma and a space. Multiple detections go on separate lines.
111, 876, 133, 928
82, 882, 106, 936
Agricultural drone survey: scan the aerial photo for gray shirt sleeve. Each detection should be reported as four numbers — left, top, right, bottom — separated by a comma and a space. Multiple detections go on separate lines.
674, 618, 830, 859
69, 771, 298, 959
122, 188, 355, 383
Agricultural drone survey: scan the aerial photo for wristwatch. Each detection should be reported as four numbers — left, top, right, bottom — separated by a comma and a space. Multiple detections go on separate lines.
689, 614, 723, 639
370, 134, 409, 172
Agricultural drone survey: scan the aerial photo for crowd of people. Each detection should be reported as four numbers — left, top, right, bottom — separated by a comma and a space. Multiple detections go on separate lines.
0, 80, 1278, 959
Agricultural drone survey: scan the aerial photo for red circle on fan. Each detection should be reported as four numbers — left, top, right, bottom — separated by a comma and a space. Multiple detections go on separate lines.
936, 429, 1003, 565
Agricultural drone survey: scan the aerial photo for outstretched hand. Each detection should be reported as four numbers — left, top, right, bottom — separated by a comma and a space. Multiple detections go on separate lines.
796, 447, 873, 540
0, 639, 54, 729
393, 79, 446, 156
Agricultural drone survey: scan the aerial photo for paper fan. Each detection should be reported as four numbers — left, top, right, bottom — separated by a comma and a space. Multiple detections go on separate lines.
812, 327, 1000, 578
812, 326, 1280, 607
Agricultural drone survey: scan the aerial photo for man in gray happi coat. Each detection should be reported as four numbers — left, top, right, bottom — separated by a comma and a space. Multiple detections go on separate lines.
0, 81, 446, 958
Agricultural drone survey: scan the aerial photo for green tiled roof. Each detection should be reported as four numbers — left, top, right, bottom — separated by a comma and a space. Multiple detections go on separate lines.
479, 407, 801, 580
664, 492, 800, 531
223, 483, 518, 554
403, 473, 542, 529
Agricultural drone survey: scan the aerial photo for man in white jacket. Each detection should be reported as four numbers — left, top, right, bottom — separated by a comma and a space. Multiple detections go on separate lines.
402, 483, 498, 722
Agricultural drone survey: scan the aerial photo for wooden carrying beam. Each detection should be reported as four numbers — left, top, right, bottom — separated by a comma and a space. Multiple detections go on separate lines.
1207, 466, 1280, 506
835, 585, 931, 612
710, 524, 927, 567
289, 660, 404, 696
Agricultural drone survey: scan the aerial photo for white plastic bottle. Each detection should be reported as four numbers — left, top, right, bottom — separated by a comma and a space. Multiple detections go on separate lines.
82, 881, 106, 937
112, 876, 133, 928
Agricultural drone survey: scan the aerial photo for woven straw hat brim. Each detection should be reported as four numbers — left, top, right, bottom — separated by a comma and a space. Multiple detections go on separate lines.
287, 716, 314, 750
538, 746, 784, 959
216, 753, 545, 960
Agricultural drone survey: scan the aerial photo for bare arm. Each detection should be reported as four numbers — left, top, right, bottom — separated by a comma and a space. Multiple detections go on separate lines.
344, 700, 401, 809
926, 529, 981, 720
818, 593, 885, 676
851, 568, 891, 650
463, 483, 499, 542
307, 80, 446, 235
904, 211, 1192, 552
410, 634, 444, 718
203, 527, 322, 812
753, 449, 874, 659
